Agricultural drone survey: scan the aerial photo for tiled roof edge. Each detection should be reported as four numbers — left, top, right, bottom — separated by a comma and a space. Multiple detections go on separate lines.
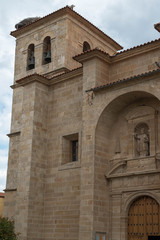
113, 38, 160, 57
16, 73, 48, 83
86, 68, 160, 92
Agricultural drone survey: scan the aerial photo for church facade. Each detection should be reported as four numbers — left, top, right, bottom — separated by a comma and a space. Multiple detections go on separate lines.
4, 6, 160, 240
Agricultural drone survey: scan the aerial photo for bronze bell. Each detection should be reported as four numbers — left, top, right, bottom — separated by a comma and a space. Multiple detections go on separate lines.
28, 55, 35, 70
44, 50, 51, 63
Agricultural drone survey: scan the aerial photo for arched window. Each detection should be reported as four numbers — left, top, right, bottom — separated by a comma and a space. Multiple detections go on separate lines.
134, 123, 150, 157
43, 36, 51, 64
27, 44, 35, 70
83, 41, 91, 52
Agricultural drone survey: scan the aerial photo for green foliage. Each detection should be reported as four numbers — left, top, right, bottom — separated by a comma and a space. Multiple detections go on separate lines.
0, 217, 18, 240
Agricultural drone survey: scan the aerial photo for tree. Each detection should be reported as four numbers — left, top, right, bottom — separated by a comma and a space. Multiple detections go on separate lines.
0, 217, 18, 240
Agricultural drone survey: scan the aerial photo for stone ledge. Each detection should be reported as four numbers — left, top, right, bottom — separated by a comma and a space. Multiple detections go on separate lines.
7, 131, 21, 137
58, 161, 81, 171
4, 188, 17, 192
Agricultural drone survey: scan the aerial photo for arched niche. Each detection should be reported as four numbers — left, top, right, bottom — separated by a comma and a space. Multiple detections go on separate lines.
95, 91, 160, 169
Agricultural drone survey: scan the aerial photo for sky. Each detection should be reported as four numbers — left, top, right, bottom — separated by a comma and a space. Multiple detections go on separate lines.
0, 0, 160, 192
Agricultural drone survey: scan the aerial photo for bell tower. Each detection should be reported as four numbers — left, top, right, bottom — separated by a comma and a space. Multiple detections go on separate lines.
10, 6, 121, 82
4, 5, 122, 240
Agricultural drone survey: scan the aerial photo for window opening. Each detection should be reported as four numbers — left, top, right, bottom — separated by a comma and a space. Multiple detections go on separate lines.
43, 36, 51, 64
72, 140, 78, 162
83, 41, 91, 52
27, 44, 35, 70
62, 133, 79, 164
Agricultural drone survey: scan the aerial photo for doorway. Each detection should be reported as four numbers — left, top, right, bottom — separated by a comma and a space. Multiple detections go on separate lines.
128, 196, 160, 240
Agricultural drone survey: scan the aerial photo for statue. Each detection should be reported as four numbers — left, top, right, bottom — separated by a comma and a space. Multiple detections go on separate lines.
135, 127, 149, 157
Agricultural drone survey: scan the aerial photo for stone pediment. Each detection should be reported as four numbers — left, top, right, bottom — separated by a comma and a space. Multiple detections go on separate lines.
105, 160, 127, 179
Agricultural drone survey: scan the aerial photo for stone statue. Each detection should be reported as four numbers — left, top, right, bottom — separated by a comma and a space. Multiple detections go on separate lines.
135, 127, 149, 157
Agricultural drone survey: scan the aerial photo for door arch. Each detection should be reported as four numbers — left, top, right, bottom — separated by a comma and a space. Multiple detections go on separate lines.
128, 196, 160, 240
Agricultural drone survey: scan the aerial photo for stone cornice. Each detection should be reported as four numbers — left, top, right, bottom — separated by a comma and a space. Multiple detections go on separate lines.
4, 188, 17, 192
49, 67, 83, 85
16, 73, 49, 86
11, 68, 83, 89
73, 48, 111, 64
10, 74, 49, 89
7, 131, 21, 137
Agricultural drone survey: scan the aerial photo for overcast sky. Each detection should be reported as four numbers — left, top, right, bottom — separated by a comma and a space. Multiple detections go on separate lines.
0, 0, 160, 192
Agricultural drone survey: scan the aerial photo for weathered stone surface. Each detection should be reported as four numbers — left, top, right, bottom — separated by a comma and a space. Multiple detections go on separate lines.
4, 5, 160, 240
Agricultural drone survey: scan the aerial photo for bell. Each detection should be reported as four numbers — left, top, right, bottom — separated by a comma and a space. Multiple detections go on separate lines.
45, 50, 51, 63
28, 56, 35, 70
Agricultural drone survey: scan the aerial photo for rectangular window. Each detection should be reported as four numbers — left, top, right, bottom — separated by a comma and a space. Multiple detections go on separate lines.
62, 133, 79, 164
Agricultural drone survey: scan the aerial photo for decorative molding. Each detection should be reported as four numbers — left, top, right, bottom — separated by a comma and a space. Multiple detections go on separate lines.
11, 67, 83, 89
105, 160, 127, 179
107, 168, 160, 179
110, 186, 160, 196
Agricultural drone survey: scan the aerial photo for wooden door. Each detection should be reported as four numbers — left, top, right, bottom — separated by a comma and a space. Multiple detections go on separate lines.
128, 196, 160, 240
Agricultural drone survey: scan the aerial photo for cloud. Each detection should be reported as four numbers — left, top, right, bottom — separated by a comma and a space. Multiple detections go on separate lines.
98, 0, 160, 48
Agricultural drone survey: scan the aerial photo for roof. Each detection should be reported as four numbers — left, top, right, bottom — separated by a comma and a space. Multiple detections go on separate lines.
0, 192, 5, 197
10, 6, 122, 51
114, 38, 160, 57
86, 68, 160, 92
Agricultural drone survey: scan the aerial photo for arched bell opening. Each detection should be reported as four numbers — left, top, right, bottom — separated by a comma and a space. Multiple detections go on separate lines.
42, 36, 51, 64
128, 196, 160, 240
83, 41, 91, 52
27, 44, 35, 70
